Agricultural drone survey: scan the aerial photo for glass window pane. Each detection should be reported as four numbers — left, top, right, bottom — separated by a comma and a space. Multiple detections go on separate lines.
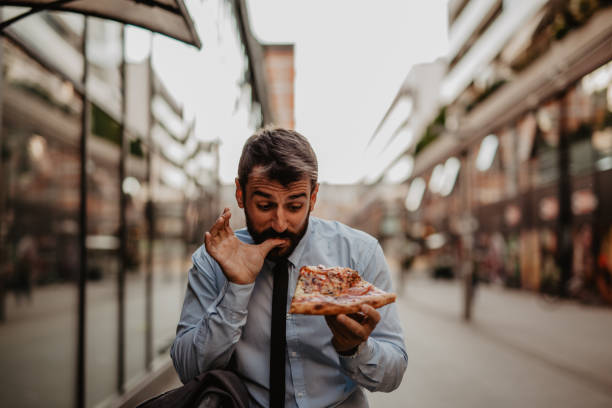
152, 177, 187, 358
570, 59, 612, 302
85, 102, 120, 407
1, 38, 80, 408
499, 126, 518, 198
84, 17, 123, 406
534, 100, 561, 187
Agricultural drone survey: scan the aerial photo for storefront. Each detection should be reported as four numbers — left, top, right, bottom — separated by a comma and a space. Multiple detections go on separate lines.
445, 59, 612, 301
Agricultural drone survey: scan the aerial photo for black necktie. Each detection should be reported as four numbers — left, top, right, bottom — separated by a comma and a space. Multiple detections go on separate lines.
270, 258, 288, 408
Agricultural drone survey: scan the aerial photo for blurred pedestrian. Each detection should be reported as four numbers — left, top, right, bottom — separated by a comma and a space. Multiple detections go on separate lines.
171, 128, 407, 407
14, 235, 36, 304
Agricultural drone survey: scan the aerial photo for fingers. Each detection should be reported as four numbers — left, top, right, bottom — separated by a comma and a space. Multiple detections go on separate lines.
208, 208, 232, 238
324, 315, 337, 331
360, 304, 381, 325
347, 312, 367, 324
222, 208, 231, 231
204, 230, 220, 256
204, 231, 212, 247
327, 315, 364, 342
257, 237, 289, 255
335, 314, 370, 342
328, 305, 380, 342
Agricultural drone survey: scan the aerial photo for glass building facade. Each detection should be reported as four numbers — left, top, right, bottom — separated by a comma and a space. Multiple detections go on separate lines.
0, 2, 266, 406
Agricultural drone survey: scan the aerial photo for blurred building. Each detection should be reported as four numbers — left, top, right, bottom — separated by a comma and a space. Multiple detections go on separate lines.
363, 0, 612, 301
263, 43, 295, 129
363, 59, 447, 186
0, 1, 271, 407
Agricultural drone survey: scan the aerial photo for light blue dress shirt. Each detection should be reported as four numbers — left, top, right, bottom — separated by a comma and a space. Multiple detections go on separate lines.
171, 216, 407, 407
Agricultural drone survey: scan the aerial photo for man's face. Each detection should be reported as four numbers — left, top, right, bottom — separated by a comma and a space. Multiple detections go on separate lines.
236, 167, 318, 259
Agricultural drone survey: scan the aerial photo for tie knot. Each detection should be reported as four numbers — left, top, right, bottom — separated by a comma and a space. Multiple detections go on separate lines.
273, 258, 288, 274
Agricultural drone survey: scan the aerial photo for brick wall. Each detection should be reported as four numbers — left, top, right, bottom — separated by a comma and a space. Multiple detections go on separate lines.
263, 44, 295, 129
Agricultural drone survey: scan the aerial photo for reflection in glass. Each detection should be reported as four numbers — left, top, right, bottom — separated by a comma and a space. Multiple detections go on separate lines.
534, 100, 561, 186
1, 38, 80, 407
85, 103, 120, 407
84, 17, 124, 406
152, 179, 187, 358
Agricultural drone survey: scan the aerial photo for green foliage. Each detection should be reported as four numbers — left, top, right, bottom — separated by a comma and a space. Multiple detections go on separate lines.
415, 107, 446, 156
91, 106, 146, 158
513, 0, 612, 72
91, 104, 120, 146
130, 138, 144, 158
466, 80, 507, 113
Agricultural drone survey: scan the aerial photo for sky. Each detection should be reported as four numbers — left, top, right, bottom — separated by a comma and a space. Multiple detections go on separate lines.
131, 0, 450, 185
246, 0, 449, 184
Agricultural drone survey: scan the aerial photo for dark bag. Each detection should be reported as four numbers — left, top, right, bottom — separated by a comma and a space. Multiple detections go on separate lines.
136, 370, 250, 408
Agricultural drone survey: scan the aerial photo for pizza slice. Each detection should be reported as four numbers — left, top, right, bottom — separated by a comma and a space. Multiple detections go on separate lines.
289, 265, 396, 315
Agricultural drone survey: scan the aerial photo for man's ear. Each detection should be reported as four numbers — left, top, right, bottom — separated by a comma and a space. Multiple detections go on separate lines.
235, 178, 244, 209
309, 183, 319, 212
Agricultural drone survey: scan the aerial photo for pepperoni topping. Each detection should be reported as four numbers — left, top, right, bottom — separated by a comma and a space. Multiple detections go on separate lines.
343, 285, 373, 296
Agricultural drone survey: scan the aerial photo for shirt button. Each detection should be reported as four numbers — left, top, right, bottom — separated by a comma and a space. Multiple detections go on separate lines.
291, 351, 297, 357
286, 313, 290, 319
297, 392, 304, 398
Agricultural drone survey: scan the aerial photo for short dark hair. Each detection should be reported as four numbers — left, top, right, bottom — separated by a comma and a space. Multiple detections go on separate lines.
238, 127, 318, 192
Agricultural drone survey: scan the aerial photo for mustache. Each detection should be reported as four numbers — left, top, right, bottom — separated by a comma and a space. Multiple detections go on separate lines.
255, 228, 300, 241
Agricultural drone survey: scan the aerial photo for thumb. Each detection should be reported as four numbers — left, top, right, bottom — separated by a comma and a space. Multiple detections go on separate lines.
257, 238, 288, 255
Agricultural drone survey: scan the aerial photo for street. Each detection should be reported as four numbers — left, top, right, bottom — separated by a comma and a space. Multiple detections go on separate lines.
367, 272, 612, 407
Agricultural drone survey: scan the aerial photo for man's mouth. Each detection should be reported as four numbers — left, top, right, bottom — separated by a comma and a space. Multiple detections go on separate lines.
256, 229, 298, 243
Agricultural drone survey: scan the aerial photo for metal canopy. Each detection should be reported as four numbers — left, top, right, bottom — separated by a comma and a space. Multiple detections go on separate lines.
0, 0, 202, 48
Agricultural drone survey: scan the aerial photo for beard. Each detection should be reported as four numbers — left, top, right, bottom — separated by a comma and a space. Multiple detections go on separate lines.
245, 209, 309, 260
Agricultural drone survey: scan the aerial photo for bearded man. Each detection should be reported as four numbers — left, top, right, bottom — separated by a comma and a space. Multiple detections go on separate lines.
171, 128, 407, 408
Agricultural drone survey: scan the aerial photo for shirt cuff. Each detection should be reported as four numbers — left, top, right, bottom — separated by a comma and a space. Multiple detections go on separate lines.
338, 338, 376, 372
217, 281, 255, 317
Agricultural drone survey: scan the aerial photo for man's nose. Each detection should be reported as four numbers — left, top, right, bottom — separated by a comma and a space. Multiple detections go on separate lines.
271, 208, 288, 232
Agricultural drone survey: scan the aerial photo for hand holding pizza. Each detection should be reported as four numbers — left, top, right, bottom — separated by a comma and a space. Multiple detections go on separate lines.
204, 208, 287, 285
289, 265, 394, 353
325, 304, 381, 354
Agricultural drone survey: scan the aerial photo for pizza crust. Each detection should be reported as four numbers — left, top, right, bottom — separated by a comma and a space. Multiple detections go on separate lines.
289, 291, 396, 315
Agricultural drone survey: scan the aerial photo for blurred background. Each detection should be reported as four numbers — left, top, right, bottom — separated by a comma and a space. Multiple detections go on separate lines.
0, 0, 611, 407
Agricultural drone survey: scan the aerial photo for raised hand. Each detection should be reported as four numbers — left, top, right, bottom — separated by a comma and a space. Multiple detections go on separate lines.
204, 208, 288, 284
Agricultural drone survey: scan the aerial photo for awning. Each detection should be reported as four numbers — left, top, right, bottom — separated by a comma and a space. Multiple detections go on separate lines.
0, 0, 201, 48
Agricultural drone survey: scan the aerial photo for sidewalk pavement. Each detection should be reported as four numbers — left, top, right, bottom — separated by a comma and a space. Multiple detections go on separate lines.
367, 272, 612, 408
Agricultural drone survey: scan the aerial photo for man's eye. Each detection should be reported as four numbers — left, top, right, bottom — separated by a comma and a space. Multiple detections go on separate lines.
288, 204, 303, 212
257, 203, 272, 211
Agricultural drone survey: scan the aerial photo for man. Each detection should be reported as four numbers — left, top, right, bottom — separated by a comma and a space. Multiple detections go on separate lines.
171, 128, 407, 407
